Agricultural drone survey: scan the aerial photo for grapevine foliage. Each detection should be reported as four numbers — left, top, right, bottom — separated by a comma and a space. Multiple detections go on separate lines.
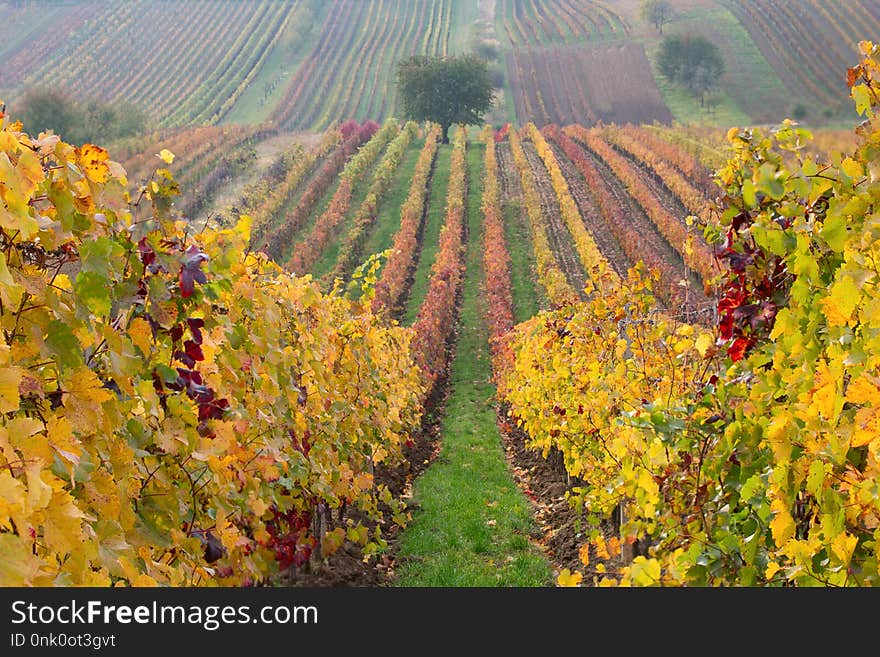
0, 108, 424, 586
504, 43, 880, 586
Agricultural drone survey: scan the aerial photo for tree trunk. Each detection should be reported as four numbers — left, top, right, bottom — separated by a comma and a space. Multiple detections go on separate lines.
441, 122, 451, 144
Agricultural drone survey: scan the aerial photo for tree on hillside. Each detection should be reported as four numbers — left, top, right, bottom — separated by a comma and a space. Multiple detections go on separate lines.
657, 34, 725, 107
641, 0, 674, 34
396, 54, 494, 143
14, 87, 147, 145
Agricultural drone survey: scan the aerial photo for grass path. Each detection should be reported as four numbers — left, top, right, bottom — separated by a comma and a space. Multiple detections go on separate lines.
359, 137, 425, 267
391, 140, 553, 587
403, 144, 452, 325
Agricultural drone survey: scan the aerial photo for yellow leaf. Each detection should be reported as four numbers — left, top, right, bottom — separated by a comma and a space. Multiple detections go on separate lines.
578, 543, 590, 566
25, 463, 52, 512
16, 148, 43, 188
42, 489, 85, 554
846, 374, 880, 405
820, 276, 860, 327
811, 361, 840, 421
155, 419, 190, 455
694, 333, 714, 358
628, 556, 662, 586
0, 471, 25, 529
353, 471, 373, 492
157, 149, 175, 165
841, 157, 864, 179
770, 498, 796, 546
0, 533, 44, 586
321, 527, 346, 558
63, 366, 114, 433
131, 574, 159, 587
47, 415, 81, 471
0, 365, 22, 413
606, 536, 621, 557
80, 144, 110, 183
851, 406, 880, 447
6, 417, 49, 464
766, 412, 793, 462
127, 317, 153, 356
557, 568, 583, 587
248, 494, 269, 517
831, 532, 858, 565
594, 534, 609, 559
765, 561, 781, 580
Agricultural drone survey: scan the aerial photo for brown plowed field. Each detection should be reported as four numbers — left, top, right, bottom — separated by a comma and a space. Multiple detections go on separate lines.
554, 133, 711, 321
507, 41, 672, 127
522, 141, 589, 296
544, 140, 631, 279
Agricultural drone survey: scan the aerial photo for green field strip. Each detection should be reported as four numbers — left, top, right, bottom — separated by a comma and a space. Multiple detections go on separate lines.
295, 1, 364, 130
346, 0, 401, 125
313, 0, 384, 131
362, 1, 420, 122
273, 168, 346, 267
449, 0, 480, 54
502, 201, 542, 323
435, 0, 451, 55
308, 143, 393, 281
193, 2, 292, 122
422, 0, 444, 56
660, 4, 793, 125
184, 2, 293, 126
392, 142, 553, 587
266, 1, 351, 130
644, 36, 750, 128
224, 0, 328, 125
357, 138, 426, 276
403, 144, 453, 325
0, 3, 69, 62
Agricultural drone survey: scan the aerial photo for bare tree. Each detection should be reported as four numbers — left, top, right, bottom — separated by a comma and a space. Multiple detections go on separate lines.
641, 0, 675, 34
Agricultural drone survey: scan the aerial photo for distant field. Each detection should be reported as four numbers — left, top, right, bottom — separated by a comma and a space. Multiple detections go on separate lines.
723, 0, 879, 117
507, 41, 673, 126
0, 0, 873, 133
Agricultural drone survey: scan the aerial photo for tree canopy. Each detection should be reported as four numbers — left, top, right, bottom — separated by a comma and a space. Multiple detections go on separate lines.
13, 87, 147, 145
396, 54, 494, 142
657, 34, 725, 106
641, 0, 674, 34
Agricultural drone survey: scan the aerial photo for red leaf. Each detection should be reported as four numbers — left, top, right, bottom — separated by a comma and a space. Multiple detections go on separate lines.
184, 339, 204, 362
727, 337, 752, 362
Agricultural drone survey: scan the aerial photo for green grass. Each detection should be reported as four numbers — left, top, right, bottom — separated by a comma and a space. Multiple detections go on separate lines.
403, 143, 452, 325
310, 145, 391, 281
693, 6, 791, 123
645, 38, 750, 128
450, 0, 480, 54
274, 168, 344, 267
392, 141, 553, 587
641, 5, 796, 127
502, 201, 541, 323
358, 137, 426, 271
222, 1, 327, 125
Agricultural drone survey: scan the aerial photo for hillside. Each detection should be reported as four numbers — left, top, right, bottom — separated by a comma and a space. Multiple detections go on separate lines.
0, 0, 870, 133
